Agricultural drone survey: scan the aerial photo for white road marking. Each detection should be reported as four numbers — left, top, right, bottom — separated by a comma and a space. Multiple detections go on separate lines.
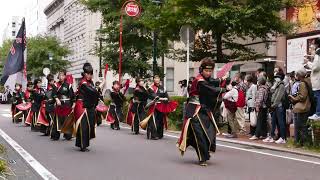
120, 125, 320, 165
1, 113, 11, 118
0, 129, 59, 180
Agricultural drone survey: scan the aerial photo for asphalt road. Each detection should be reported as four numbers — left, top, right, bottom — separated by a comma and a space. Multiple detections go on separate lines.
0, 104, 319, 180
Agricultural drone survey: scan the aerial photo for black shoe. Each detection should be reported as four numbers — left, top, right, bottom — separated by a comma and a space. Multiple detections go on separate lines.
80, 147, 89, 152
199, 161, 207, 166
134, 132, 139, 135
151, 137, 159, 140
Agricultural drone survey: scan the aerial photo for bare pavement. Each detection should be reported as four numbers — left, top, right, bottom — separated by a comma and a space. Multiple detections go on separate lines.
0, 104, 319, 180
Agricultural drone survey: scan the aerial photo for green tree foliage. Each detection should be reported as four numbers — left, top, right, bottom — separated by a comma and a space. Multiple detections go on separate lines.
153, 0, 295, 62
82, 0, 171, 78
0, 36, 70, 77
27, 36, 70, 77
0, 40, 12, 73
82, 0, 295, 69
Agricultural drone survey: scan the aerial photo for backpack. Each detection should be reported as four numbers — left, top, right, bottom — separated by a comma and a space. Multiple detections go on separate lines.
282, 90, 290, 110
262, 86, 272, 108
236, 89, 246, 108
223, 99, 237, 113
302, 81, 317, 116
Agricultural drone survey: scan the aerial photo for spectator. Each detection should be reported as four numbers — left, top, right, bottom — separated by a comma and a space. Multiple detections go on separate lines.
263, 72, 287, 144
223, 81, 239, 138
289, 68, 311, 146
234, 73, 247, 134
306, 38, 320, 120
179, 79, 188, 97
245, 75, 257, 136
256, 68, 265, 79
250, 76, 268, 140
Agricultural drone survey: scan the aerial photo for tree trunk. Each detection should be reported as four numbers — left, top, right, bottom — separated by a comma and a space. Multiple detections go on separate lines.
215, 32, 224, 63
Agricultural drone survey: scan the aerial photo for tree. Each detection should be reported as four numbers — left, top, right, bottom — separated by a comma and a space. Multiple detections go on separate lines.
0, 40, 12, 75
81, 0, 171, 78
27, 36, 70, 77
144, 0, 295, 63
0, 36, 70, 77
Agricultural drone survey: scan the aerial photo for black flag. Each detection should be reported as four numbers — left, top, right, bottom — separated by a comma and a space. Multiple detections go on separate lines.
0, 18, 26, 88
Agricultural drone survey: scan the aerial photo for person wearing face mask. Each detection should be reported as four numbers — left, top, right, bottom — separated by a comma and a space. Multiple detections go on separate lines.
109, 80, 125, 130
127, 77, 149, 135
177, 57, 227, 166
143, 75, 172, 140
74, 63, 101, 152
51, 69, 75, 141
262, 71, 287, 144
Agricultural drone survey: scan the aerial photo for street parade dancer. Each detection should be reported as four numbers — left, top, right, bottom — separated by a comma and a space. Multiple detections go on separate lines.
11, 83, 24, 123
51, 70, 75, 140
22, 82, 34, 125
141, 75, 177, 140
108, 80, 125, 130
126, 77, 149, 135
41, 74, 57, 136
95, 81, 103, 126
177, 58, 226, 166
74, 63, 101, 151
30, 79, 45, 131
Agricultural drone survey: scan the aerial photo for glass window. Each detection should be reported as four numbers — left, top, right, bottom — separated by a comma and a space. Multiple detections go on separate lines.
12, 22, 16, 28
12, 31, 15, 37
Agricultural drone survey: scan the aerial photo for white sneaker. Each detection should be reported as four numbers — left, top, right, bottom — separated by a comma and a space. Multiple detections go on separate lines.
222, 133, 231, 136
262, 137, 271, 143
249, 135, 258, 140
309, 114, 320, 120
275, 138, 286, 144
268, 138, 275, 143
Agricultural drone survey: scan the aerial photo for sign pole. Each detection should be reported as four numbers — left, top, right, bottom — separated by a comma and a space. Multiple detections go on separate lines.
186, 27, 190, 97
119, 0, 141, 83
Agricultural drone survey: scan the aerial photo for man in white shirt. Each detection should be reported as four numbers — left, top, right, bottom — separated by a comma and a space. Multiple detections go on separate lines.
223, 81, 239, 138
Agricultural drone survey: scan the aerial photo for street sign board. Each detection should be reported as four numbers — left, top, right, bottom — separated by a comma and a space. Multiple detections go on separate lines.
125, 2, 140, 17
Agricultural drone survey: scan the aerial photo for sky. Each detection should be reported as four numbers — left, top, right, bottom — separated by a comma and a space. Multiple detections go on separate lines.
0, 0, 31, 44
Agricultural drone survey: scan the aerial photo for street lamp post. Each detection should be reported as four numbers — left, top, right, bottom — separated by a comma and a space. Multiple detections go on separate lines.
152, 0, 162, 76
99, 37, 103, 77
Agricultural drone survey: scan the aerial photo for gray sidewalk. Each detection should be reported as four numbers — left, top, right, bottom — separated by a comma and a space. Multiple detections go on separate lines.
0, 134, 41, 180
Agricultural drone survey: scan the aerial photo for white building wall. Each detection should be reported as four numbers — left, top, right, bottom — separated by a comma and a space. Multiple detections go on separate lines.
25, 0, 51, 37
45, 0, 102, 84
2, 16, 23, 42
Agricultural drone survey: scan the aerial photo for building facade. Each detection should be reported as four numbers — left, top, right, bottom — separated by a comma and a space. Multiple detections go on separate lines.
2, 16, 23, 42
44, 0, 102, 82
25, 0, 51, 37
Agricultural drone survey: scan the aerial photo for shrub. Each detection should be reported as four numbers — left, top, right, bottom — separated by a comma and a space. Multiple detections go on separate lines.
167, 96, 187, 131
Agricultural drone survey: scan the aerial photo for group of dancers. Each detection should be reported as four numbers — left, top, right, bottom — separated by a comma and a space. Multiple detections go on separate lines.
10, 58, 226, 166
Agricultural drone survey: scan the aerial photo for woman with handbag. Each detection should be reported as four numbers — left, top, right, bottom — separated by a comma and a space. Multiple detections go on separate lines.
245, 75, 257, 136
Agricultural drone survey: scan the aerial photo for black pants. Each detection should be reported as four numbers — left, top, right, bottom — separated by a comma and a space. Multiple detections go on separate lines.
40, 111, 54, 135
50, 115, 72, 140
76, 108, 96, 149
248, 107, 256, 136
132, 103, 145, 134
188, 111, 216, 162
110, 105, 123, 130
255, 108, 268, 138
31, 111, 39, 131
294, 112, 308, 146
147, 110, 164, 139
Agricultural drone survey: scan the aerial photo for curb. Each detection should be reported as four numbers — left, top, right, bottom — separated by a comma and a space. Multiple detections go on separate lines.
167, 130, 320, 159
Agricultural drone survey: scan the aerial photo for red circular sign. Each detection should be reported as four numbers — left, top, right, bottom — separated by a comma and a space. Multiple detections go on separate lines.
125, 2, 140, 17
